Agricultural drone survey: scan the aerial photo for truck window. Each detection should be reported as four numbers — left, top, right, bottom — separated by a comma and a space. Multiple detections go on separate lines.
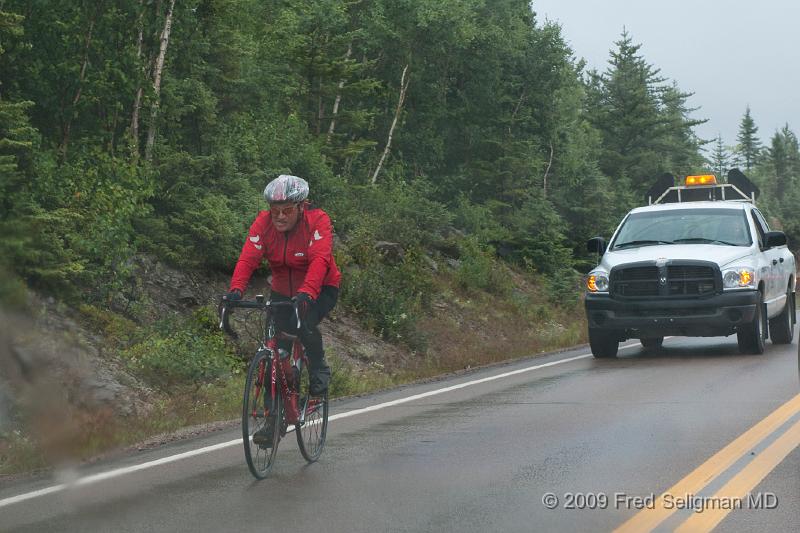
750, 210, 767, 249
610, 208, 752, 249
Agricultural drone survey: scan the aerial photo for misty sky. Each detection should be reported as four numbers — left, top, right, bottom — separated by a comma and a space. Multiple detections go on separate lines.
531, 0, 800, 152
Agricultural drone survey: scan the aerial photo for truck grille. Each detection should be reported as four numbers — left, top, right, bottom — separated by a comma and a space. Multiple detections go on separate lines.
610, 262, 719, 299
666, 265, 717, 296
612, 266, 659, 297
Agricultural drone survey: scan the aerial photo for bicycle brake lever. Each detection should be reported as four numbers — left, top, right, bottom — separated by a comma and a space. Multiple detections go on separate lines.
219, 302, 238, 339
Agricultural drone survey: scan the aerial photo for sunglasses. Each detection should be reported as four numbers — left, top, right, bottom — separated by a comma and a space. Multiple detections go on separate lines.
270, 204, 299, 217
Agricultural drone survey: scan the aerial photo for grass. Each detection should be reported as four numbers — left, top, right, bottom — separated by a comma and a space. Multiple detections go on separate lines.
0, 379, 242, 478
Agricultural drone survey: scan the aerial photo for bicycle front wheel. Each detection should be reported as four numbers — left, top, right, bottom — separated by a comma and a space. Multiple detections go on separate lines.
295, 363, 329, 462
242, 350, 281, 479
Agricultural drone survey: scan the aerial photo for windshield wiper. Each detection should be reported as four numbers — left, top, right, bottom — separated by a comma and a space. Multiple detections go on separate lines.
613, 239, 673, 249
672, 237, 739, 246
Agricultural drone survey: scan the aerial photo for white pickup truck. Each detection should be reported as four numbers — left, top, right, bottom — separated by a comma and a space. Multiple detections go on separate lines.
584, 171, 796, 358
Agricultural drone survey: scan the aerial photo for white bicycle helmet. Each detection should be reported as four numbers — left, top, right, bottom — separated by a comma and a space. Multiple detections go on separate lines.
263, 175, 309, 203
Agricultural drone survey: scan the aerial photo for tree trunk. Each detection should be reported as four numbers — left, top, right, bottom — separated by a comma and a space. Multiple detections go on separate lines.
59, 13, 96, 161
327, 43, 352, 143
317, 87, 324, 135
508, 88, 526, 136
371, 64, 410, 186
145, 0, 177, 162
130, 0, 146, 158
543, 142, 554, 198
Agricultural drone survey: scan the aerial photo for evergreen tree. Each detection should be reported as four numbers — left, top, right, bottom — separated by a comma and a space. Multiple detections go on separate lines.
736, 105, 762, 171
708, 134, 729, 178
0, 8, 37, 218
656, 83, 706, 175
765, 125, 799, 199
585, 30, 703, 197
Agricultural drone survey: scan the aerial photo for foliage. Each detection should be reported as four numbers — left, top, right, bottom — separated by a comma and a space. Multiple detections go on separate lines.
0, 267, 28, 310
543, 267, 584, 306
585, 31, 705, 198
750, 124, 800, 249
736, 106, 762, 171
122, 307, 239, 387
708, 135, 730, 178
78, 304, 139, 346
340, 249, 433, 349
0, 0, 729, 349
454, 236, 513, 295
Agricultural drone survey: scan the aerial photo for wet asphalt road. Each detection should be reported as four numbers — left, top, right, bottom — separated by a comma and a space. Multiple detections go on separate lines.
1, 333, 798, 532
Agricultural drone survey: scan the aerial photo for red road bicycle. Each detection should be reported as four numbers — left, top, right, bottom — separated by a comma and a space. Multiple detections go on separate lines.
220, 295, 329, 479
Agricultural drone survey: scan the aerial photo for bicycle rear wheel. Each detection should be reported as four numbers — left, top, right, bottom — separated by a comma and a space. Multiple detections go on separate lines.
295, 363, 329, 462
242, 350, 281, 479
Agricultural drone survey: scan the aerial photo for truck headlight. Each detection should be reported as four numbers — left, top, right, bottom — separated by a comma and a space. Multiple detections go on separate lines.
722, 267, 755, 289
587, 271, 609, 293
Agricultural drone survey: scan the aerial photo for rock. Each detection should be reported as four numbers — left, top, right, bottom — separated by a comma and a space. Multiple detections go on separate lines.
423, 254, 439, 272
431, 238, 461, 259
445, 258, 462, 269
178, 290, 199, 306
374, 241, 405, 264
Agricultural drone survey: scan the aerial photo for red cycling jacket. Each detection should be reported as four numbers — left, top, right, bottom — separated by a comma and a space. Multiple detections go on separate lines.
229, 206, 341, 299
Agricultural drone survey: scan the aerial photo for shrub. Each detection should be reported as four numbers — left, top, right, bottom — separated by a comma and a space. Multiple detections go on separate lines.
2, 149, 152, 301
341, 249, 433, 350
455, 237, 513, 295
123, 307, 239, 387
544, 267, 583, 307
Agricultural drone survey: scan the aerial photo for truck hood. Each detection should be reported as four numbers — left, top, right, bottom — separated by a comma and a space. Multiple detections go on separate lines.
599, 244, 753, 271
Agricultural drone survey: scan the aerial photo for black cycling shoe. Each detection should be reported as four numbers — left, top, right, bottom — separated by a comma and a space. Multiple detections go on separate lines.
309, 378, 328, 397
252, 422, 275, 447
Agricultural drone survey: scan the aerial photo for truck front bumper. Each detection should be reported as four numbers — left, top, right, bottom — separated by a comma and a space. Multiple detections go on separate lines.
584, 290, 759, 337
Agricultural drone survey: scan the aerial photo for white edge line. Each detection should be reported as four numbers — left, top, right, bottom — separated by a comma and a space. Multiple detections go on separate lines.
0, 342, 644, 508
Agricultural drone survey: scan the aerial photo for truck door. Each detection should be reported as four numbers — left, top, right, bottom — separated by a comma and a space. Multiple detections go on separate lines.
751, 209, 781, 315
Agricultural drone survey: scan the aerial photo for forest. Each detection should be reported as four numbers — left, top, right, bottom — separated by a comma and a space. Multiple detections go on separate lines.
1, 1, 799, 467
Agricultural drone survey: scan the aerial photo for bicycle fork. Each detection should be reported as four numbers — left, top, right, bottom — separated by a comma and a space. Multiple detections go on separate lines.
251, 353, 272, 420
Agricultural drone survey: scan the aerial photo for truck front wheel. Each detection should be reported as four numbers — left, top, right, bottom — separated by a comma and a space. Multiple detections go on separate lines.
738, 292, 766, 354
769, 287, 795, 345
589, 329, 619, 358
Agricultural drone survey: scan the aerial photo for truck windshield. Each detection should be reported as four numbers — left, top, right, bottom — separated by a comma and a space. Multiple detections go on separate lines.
611, 208, 752, 250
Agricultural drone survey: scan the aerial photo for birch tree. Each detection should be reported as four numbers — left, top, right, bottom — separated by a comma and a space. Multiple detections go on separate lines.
371, 63, 409, 185
144, 0, 176, 162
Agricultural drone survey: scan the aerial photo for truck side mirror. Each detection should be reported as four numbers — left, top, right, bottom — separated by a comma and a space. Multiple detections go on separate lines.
587, 237, 606, 255
765, 231, 787, 248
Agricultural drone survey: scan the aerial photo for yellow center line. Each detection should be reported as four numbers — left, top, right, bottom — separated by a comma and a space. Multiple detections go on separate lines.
614, 392, 800, 533
676, 418, 800, 532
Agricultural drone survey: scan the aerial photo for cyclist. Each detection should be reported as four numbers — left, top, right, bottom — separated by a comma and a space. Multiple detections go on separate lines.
226, 175, 340, 442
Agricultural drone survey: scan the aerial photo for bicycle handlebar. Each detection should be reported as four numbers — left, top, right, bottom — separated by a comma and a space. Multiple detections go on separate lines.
219, 296, 301, 338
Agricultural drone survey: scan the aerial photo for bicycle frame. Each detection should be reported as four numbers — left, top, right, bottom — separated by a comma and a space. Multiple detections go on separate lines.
222, 297, 315, 426
262, 333, 305, 426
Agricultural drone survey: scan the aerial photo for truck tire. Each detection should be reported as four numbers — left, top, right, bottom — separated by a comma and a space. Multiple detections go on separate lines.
589, 329, 619, 358
769, 288, 795, 345
738, 292, 766, 354
640, 337, 664, 351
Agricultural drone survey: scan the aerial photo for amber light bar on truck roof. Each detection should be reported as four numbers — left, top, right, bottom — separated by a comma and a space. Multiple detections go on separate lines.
644, 169, 759, 205
685, 174, 717, 186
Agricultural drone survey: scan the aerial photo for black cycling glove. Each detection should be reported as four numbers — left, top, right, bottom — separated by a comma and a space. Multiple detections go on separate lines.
294, 292, 313, 320
225, 289, 243, 301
